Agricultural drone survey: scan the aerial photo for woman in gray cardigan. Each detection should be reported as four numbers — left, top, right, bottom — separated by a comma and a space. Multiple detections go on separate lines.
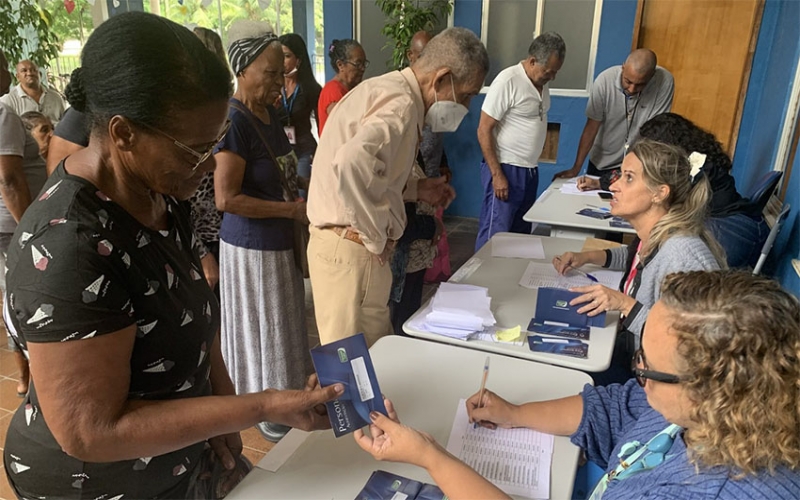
554, 139, 725, 383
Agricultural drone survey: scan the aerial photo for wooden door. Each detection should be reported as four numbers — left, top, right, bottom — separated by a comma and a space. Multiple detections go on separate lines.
635, 0, 763, 155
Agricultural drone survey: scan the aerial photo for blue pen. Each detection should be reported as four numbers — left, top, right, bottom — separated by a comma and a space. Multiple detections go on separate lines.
569, 265, 599, 283
555, 256, 599, 283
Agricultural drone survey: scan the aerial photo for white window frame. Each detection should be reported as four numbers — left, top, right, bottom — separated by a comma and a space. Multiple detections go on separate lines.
773, 58, 800, 174
479, 0, 603, 97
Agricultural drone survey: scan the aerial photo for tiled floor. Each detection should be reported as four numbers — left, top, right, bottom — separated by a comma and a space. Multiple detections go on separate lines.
0, 216, 480, 499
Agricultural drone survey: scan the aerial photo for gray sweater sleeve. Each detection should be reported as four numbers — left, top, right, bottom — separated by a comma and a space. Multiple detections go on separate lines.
624, 236, 720, 345
606, 246, 630, 270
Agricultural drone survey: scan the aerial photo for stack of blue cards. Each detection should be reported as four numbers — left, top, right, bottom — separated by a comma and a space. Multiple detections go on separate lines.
355, 470, 446, 500
310, 333, 387, 438
527, 288, 607, 359
609, 216, 633, 229
576, 207, 612, 219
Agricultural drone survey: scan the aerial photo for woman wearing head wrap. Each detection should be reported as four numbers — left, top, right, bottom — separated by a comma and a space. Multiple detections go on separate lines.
276, 33, 322, 198
215, 32, 311, 443
317, 38, 367, 134
2, 13, 343, 499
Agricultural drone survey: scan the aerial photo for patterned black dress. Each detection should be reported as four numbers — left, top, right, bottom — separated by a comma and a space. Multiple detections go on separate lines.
3, 163, 220, 498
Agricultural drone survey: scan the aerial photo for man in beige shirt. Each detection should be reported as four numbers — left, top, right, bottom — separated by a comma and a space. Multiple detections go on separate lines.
307, 27, 489, 346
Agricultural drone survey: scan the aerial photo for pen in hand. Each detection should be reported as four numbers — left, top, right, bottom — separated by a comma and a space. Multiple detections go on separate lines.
474, 356, 490, 429
555, 256, 599, 283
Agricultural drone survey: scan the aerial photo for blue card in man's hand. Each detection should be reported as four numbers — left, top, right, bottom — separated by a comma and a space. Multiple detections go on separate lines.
310, 333, 387, 437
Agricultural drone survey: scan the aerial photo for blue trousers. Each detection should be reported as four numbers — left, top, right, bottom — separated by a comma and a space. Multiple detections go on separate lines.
707, 213, 769, 269
475, 161, 539, 252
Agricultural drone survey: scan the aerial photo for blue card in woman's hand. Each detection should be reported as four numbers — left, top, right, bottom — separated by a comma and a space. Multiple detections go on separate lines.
310, 333, 387, 437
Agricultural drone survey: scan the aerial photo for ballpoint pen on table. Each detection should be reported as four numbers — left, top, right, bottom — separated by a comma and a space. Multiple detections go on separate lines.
555, 256, 599, 283
474, 356, 490, 429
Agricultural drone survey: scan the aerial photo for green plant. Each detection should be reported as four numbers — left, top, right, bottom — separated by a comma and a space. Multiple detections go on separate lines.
377, 0, 452, 70
0, 0, 61, 81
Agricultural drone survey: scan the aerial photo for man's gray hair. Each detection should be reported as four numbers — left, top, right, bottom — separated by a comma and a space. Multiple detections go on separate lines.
414, 27, 489, 83
528, 32, 566, 63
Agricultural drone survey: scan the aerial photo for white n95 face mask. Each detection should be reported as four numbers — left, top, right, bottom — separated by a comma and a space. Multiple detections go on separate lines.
425, 74, 469, 133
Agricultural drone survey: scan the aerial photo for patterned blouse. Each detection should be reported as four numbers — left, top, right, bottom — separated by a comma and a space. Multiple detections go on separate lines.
3, 164, 220, 499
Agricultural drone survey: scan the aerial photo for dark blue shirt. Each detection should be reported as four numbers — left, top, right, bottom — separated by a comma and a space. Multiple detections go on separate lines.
572, 380, 800, 499
217, 98, 294, 251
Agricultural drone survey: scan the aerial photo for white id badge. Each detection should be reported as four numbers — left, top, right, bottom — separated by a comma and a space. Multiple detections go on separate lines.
284, 126, 296, 145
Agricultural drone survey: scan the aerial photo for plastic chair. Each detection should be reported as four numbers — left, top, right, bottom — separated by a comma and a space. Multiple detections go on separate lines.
753, 202, 791, 276
746, 171, 783, 213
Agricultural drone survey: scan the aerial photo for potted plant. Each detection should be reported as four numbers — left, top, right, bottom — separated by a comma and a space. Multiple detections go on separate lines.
377, 0, 452, 70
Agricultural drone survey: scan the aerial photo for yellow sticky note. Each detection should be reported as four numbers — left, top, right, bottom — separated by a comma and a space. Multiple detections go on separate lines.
495, 325, 522, 342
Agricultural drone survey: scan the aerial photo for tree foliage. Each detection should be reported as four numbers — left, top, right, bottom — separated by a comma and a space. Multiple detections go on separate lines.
0, 0, 61, 80
377, 0, 452, 70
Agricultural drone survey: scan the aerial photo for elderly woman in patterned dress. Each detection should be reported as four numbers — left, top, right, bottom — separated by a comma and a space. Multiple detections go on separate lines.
2, 13, 341, 499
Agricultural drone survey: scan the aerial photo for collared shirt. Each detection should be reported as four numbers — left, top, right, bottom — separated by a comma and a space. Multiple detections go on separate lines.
586, 65, 674, 170
0, 84, 66, 124
482, 62, 550, 169
307, 67, 425, 254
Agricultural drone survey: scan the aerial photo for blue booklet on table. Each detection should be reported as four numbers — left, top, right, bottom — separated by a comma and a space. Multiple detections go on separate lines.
528, 335, 590, 359
310, 333, 387, 438
526, 288, 607, 358
355, 470, 447, 500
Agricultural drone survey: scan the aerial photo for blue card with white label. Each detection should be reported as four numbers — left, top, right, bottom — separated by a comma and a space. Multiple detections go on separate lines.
534, 287, 607, 328
310, 333, 387, 438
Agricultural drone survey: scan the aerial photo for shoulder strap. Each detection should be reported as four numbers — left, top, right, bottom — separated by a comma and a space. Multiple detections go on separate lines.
228, 100, 292, 194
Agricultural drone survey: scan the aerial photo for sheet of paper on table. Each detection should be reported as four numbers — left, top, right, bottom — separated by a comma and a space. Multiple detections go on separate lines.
446, 399, 553, 499
519, 261, 624, 290
491, 234, 546, 260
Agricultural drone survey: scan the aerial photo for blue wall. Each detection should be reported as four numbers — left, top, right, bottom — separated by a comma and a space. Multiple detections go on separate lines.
323, 0, 353, 81
732, 0, 800, 295
444, 0, 638, 217
321, 0, 800, 295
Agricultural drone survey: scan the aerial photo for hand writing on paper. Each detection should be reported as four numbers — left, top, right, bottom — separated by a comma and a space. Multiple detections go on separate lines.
553, 252, 589, 275
570, 284, 636, 317
576, 176, 601, 191
354, 398, 440, 468
466, 390, 518, 430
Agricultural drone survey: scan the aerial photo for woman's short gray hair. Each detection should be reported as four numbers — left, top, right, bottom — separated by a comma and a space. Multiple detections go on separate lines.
528, 32, 566, 64
414, 27, 489, 84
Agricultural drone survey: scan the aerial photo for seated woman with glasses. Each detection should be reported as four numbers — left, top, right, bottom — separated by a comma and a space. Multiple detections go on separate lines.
355, 270, 800, 499
317, 38, 368, 134
552, 139, 725, 384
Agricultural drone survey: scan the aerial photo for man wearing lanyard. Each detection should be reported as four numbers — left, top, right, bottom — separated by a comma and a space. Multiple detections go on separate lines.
554, 49, 674, 179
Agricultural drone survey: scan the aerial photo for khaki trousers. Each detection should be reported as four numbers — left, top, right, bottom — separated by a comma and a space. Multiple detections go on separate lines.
308, 226, 392, 347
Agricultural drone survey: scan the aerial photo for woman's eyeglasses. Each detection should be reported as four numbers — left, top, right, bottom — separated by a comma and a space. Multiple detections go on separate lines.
139, 119, 232, 172
631, 348, 682, 387
345, 59, 370, 70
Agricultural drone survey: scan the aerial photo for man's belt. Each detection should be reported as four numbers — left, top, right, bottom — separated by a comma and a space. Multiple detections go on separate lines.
328, 226, 364, 246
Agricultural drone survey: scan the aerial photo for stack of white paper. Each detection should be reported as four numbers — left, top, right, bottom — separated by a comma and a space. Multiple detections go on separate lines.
423, 283, 496, 339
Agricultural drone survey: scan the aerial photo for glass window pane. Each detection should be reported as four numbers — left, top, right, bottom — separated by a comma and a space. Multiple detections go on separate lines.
541, 0, 595, 90
360, 0, 393, 79
485, 0, 538, 85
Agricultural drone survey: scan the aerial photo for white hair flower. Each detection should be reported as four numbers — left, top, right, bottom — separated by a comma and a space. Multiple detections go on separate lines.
688, 152, 706, 182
